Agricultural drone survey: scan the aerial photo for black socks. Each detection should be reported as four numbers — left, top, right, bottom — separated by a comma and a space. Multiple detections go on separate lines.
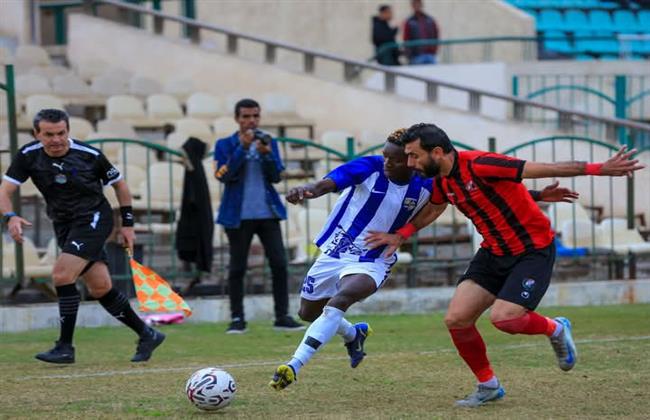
56, 284, 81, 345
99, 288, 147, 336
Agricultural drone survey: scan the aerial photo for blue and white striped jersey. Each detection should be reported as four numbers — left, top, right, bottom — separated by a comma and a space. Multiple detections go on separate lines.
314, 156, 432, 262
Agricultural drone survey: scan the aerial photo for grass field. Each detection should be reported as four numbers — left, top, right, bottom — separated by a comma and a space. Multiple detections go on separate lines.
1, 304, 649, 419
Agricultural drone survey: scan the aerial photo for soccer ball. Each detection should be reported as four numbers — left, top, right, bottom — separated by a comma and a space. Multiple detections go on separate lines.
185, 367, 236, 411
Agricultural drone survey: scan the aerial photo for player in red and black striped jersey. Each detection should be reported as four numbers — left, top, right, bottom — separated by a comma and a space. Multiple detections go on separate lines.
366, 123, 644, 407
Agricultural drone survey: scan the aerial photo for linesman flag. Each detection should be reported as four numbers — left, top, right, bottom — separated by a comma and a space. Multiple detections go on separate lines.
128, 250, 192, 317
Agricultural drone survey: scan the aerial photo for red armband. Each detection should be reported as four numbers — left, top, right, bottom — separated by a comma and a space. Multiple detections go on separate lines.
585, 163, 603, 176
396, 223, 417, 240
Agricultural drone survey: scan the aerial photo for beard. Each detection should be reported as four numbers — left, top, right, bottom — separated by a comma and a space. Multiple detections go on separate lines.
421, 158, 441, 177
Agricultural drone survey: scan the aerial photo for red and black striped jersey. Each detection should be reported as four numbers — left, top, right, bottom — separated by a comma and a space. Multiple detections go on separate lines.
430, 150, 554, 256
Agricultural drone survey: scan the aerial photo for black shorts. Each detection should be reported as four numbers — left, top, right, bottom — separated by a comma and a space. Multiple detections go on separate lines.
458, 242, 556, 310
53, 207, 114, 263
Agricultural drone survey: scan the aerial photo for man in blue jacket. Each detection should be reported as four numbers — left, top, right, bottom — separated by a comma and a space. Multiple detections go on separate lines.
214, 98, 304, 334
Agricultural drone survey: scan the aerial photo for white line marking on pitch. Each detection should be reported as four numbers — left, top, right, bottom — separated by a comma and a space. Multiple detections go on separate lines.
16, 335, 650, 381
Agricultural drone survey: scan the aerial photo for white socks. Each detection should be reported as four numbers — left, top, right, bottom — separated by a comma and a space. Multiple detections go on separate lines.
337, 317, 357, 343
288, 306, 346, 375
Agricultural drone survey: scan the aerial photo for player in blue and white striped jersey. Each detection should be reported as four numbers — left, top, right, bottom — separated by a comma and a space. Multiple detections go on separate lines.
270, 129, 448, 390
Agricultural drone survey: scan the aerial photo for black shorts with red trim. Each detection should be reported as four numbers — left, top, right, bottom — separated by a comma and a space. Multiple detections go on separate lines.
458, 241, 556, 310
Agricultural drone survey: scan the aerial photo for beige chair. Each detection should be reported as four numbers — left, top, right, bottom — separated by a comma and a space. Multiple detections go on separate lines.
212, 116, 238, 138
262, 92, 297, 116
598, 217, 650, 255
147, 94, 183, 122
134, 162, 185, 210
96, 119, 137, 138
186, 92, 222, 119
25, 94, 65, 120
106, 95, 146, 121
547, 202, 593, 229
75, 58, 108, 82
1, 132, 35, 149
68, 116, 94, 140
116, 143, 157, 168
166, 132, 191, 150
173, 118, 213, 142
129, 76, 162, 97
164, 77, 194, 100
84, 131, 122, 161
91, 74, 128, 96
16, 74, 51, 95
3, 237, 52, 278
560, 219, 599, 249
52, 73, 92, 97
15, 45, 51, 67
114, 163, 146, 196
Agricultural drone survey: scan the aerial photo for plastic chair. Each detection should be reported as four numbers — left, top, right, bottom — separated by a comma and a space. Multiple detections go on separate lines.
613, 10, 640, 32
262, 93, 297, 115
173, 118, 213, 142
164, 78, 195, 100
52, 73, 92, 96
598, 217, 650, 255
146, 94, 184, 121
68, 116, 94, 140
91, 74, 128, 96
537, 10, 564, 31
25, 94, 65, 120
543, 30, 573, 54
546, 202, 593, 229
15, 45, 51, 67
212, 117, 239, 138
129, 76, 163, 97
186, 92, 222, 119
563, 9, 590, 31
106, 95, 146, 120
15, 74, 51, 95
588, 10, 615, 32
96, 119, 137, 138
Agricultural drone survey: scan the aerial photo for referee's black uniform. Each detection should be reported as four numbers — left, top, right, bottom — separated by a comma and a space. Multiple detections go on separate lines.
4, 139, 118, 263
4, 137, 165, 364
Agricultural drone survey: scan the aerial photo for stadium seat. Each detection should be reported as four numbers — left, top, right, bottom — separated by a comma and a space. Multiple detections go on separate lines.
91, 74, 128, 96
75, 58, 108, 82
146, 94, 184, 122
84, 131, 122, 161
15, 45, 51, 67
560, 219, 598, 249
15, 74, 51, 95
588, 10, 615, 32
564, 9, 590, 31
106, 95, 146, 121
547, 201, 593, 229
186, 92, 222, 119
543, 30, 574, 53
164, 77, 195, 100
598, 217, 650, 255
537, 10, 564, 31
116, 143, 156, 169
3, 237, 52, 278
52, 73, 92, 97
28, 65, 71, 81
135, 162, 185, 210
129, 76, 163, 97
262, 93, 298, 115
97, 119, 137, 138
25, 94, 65, 120
639, 10, 650, 29
173, 118, 213, 142
115, 163, 147, 197
166, 131, 191, 150
613, 10, 641, 32
212, 117, 239, 138
68, 116, 94, 140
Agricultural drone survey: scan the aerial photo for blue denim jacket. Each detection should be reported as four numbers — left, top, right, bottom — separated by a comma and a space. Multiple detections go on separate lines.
213, 132, 287, 228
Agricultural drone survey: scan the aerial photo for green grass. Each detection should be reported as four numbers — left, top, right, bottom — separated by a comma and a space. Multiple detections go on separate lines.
1, 304, 649, 419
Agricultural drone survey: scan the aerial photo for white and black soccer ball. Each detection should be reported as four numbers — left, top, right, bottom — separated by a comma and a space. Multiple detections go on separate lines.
185, 367, 236, 411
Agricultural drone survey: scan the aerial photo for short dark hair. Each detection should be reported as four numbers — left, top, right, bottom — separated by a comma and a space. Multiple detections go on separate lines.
379, 5, 391, 13
33, 108, 69, 132
402, 123, 453, 153
234, 98, 260, 117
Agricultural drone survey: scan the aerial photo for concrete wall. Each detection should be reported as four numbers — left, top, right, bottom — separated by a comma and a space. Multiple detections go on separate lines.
0, 0, 30, 44
2, 279, 649, 333
153, 0, 535, 65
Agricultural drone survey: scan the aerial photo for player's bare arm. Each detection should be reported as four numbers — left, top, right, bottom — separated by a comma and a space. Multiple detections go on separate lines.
0, 181, 32, 244
286, 178, 337, 205
521, 145, 645, 179
112, 179, 136, 253
365, 202, 448, 256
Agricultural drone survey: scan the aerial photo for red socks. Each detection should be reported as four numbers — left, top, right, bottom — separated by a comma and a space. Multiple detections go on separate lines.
492, 311, 557, 336
448, 325, 494, 382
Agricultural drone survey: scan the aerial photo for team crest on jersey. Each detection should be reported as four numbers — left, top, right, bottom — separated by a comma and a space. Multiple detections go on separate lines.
325, 228, 363, 256
402, 197, 417, 211
465, 180, 477, 192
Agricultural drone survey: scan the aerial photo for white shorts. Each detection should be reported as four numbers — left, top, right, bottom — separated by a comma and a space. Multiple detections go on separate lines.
299, 254, 397, 301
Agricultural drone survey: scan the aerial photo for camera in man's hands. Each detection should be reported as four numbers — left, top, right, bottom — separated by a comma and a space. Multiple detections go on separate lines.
253, 130, 273, 146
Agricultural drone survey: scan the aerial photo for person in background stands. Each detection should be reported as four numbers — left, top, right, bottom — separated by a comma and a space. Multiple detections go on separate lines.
403, 0, 439, 65
372, 4, 400, 66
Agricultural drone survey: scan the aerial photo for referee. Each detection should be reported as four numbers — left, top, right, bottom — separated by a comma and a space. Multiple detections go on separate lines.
0, 109, 165, 364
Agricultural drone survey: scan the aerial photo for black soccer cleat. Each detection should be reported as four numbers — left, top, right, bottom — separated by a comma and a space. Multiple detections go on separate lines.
131, 328, 166, 362
35, 341, 75, 364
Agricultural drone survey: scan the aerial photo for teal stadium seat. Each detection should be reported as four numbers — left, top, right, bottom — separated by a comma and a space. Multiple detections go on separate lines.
613, 10, 641, 32
538, 10, 564, 30
589, 10, 615, 32
639, 10, 650, 29
574, 30, 619, 55
543, 31, 574, 53
564, 9, 590, 30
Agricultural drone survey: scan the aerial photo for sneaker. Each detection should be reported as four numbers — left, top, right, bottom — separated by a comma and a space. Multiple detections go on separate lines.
455, 383, 506, 407
549, 316, 577, 371
131, 328, 166, 362
273, 315, 306, 332
269, 364, 296, 391
35, 341, 75, 364
226, 318, 248, 334
344, 322, 373, 368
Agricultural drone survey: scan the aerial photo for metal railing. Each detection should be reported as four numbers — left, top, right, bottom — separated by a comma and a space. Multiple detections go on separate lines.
81, 0, 650, 144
